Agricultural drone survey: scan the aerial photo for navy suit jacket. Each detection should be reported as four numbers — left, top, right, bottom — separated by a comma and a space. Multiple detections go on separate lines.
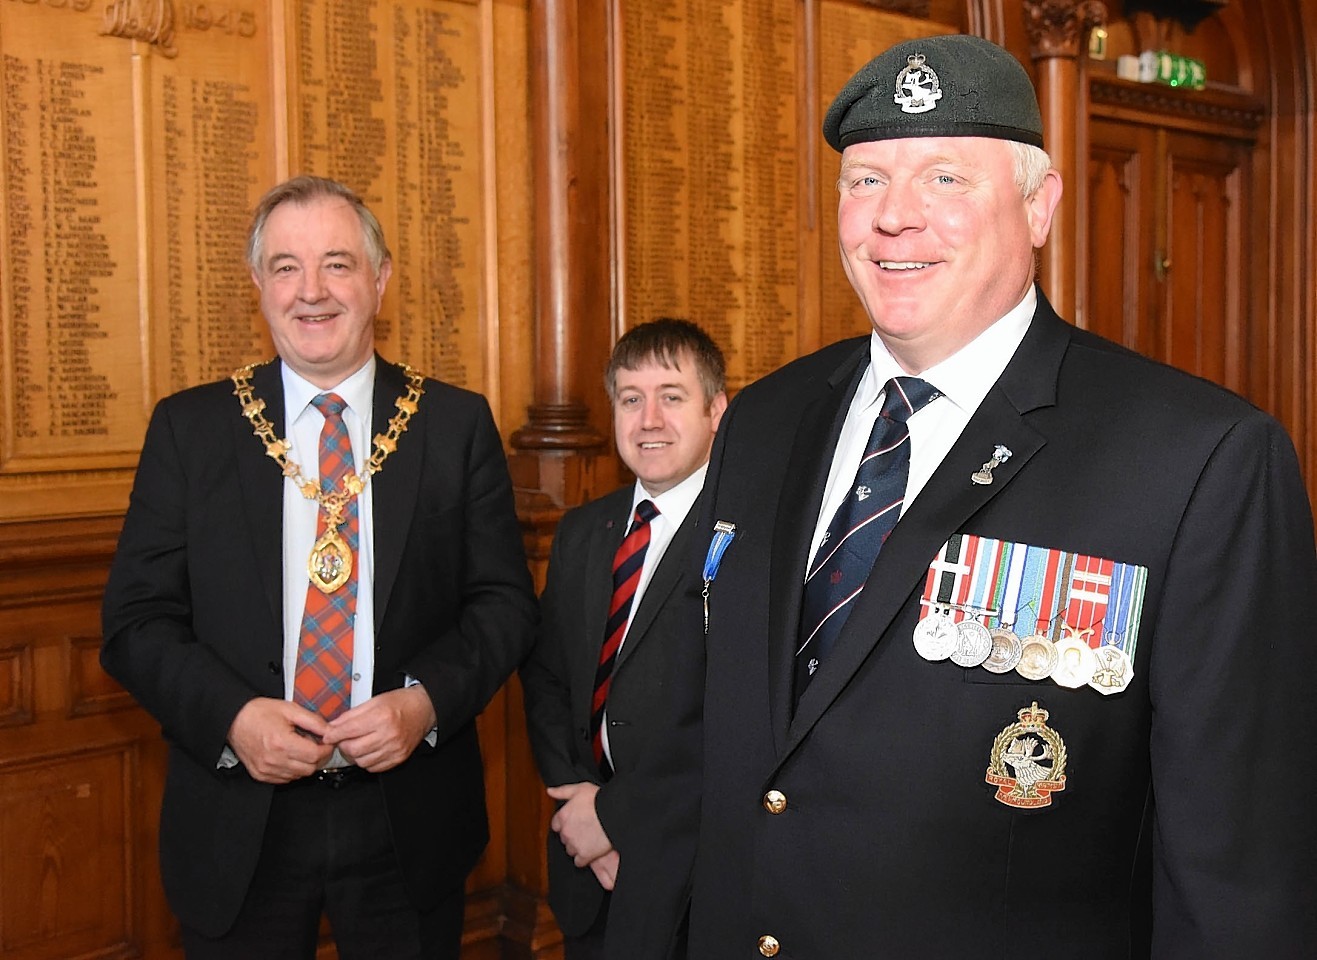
522, 485, 702, 959
101, 357, 536, 936
688, 291, 1317, 958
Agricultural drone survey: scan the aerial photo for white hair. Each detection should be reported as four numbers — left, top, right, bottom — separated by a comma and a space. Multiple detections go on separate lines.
1009, 141, 1054, 197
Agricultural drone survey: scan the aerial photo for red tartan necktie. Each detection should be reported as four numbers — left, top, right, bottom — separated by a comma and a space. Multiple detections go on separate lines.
591, 499, 659, 773
293, 393, 359, 721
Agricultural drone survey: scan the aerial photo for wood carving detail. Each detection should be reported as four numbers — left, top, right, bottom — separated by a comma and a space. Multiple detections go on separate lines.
1023, 0, 1107, 59
101, 0, 178, 57
1090, 78, 1264, 134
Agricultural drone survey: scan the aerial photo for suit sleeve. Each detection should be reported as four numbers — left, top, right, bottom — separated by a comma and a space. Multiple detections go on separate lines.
521, 517, 598, 788
1148, 412, 1317, 956
398, 395, 538, 742
101, 399, 258, 768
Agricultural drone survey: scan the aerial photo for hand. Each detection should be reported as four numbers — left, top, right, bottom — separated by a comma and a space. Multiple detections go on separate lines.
227, 697, 333, 783
589, 849, 619, 891
546, 781, 613, 866
322, 685, 437, 773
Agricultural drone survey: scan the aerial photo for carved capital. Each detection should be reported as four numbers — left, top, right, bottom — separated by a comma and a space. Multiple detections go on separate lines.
1023, 0, 1108, 60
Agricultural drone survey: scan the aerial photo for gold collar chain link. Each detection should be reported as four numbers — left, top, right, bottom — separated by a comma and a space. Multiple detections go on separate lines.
230, 359, 426, 515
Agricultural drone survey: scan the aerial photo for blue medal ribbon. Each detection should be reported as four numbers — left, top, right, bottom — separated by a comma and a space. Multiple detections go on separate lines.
702, 521, 737, 635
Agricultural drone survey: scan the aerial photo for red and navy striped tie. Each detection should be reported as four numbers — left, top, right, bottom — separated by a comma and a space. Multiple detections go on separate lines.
796, 376, 939, 700
591, 499, 659, 774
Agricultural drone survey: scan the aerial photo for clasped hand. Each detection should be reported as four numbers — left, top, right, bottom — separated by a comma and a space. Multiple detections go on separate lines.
228, 685, 437, 783
547, 781, 619, 890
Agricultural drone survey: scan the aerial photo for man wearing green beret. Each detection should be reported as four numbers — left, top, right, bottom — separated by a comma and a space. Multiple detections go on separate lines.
687, 33, 1317, 957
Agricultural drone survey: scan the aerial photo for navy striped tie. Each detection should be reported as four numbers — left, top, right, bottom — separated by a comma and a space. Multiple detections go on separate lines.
796, 376, 940, 700
591, 499, 659, 774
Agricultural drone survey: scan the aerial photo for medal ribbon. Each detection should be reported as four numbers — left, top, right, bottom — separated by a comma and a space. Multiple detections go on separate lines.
948, 534, 982, 624
1103, 561, 1148, 658
990, 541, 1029, 630
1063, 553, 1115, 646
919, 533, 967, 621
964, 536, 1002, 623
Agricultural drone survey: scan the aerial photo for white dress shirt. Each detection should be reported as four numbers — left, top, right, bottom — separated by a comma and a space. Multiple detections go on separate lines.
808, 287, 1037, 565
601, 462, 708, 764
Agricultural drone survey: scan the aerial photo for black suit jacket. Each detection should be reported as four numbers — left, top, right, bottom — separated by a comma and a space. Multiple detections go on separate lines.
688, 291, 1317, 958
101, 357, 537, 936
522, 485, 702, 959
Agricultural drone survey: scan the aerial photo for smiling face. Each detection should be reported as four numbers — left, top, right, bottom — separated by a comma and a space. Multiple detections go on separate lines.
612, 352, 727, 497
252, 195, 392, 388
836, 136, 1061, 373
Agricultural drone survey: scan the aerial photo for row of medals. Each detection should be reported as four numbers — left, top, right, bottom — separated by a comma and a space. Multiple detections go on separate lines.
912, 604, 1132, 693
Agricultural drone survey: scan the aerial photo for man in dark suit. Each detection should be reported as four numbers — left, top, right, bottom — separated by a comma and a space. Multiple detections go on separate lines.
101, 175, 536, 959
521, 319, 726, 960
688, 35, 1317, 958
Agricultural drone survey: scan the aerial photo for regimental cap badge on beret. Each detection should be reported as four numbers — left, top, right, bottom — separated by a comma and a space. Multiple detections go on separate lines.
894, 53, 942, 115
824, 34, 1044, 152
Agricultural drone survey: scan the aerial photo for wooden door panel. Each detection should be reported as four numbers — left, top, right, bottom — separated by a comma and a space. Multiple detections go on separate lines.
1087, 123, 1150, 356
1163, 137, 1245, 392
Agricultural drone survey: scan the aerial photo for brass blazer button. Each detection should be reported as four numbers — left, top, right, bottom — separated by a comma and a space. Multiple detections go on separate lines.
758, 934, 781, 956
762, 789, 787, 814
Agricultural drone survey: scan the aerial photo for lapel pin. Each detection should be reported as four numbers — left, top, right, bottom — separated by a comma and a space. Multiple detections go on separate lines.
971, 445, 1013, 485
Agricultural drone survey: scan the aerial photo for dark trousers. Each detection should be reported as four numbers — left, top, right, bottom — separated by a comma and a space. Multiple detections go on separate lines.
181, 773, 464, 960
562, 894, 608, 960
562, 895, 690, 960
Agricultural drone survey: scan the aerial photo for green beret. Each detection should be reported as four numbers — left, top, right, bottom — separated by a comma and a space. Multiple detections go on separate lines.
823, 34, 1043, 152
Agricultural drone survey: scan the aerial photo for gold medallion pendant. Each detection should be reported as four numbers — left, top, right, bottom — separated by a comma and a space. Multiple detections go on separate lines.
309, 527, 353, 593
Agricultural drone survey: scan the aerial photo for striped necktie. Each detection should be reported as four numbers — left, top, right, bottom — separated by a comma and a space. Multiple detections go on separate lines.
796, 376, 940, 700
591, 499, 659, 774
293, 393, 359, 721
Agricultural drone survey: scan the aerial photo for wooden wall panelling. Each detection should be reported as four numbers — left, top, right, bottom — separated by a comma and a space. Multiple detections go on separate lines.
0, 0, 280, 523
611, 0, 803, 393
1251, 0, 1314, 501
0, 516, 176, 960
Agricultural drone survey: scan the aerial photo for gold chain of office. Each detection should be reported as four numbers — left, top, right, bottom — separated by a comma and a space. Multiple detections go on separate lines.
230, 360, 426, 593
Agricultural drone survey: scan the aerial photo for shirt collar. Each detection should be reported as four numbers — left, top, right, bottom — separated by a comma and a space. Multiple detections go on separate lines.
858, 285, 1036, 414
633, 461, 709, 522
282, 355, 377, 425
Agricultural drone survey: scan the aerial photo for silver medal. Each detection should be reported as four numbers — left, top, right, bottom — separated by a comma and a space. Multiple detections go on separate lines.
913, 610, 957, 661
950, 619, 992, 667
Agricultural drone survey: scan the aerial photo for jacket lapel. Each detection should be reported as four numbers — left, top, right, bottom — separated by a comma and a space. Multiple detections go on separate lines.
766, 340, 869, 753
575, 493, 630, 727
234, 359, 286, 631
782, 293, 1073, 758
615, 498, 699, 672
370, 358, 423, 631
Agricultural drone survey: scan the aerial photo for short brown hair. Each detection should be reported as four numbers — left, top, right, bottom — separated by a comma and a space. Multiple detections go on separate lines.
247, 175, 390, 275
605, 318, 726, 406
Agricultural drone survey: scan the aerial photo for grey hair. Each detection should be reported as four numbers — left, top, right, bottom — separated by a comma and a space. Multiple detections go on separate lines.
246, 175, 390, 275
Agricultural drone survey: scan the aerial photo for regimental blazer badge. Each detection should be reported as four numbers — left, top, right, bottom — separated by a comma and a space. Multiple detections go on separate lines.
985, 701, 1068, 809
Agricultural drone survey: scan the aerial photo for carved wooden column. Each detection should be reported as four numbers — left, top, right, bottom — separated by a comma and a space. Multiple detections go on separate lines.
1022, 0, 1106, 321
510, 0, 612, 510
504, 0, 614, 954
